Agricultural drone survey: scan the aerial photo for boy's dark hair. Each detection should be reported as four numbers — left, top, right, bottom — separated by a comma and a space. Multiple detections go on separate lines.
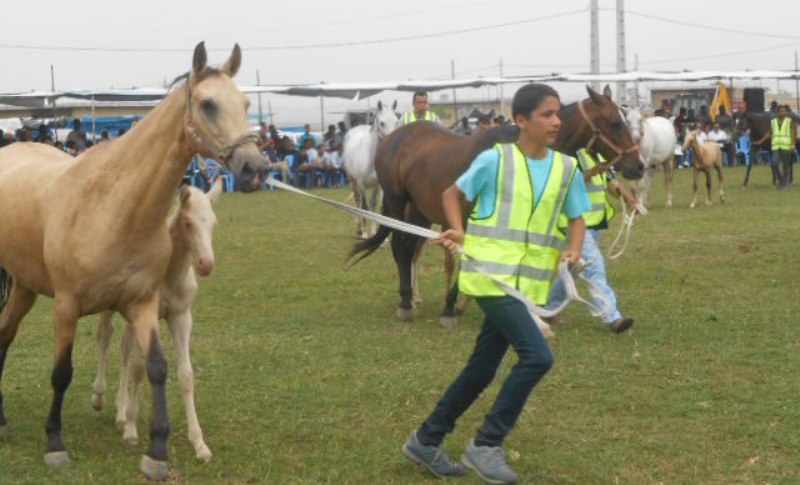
412, 91, 428, 102
512, 84, 559, 120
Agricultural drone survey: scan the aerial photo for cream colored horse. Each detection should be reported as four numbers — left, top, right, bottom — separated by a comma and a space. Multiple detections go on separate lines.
91, 181, 222, 463
682, 130, 725, 208
0, 42, 263, 480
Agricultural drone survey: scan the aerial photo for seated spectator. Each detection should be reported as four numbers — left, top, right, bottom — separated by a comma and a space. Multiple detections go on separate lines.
323, 124, 337, 149
35, 124, 54, 145
98, 130, 111, 144
326, 144, 346, 185
265, 143, 291, 184
292, 144, 316, 189
66, 119, 87, 151
336, 121, 348, 147
298, 124, 316, 149
305, 139, 319, 165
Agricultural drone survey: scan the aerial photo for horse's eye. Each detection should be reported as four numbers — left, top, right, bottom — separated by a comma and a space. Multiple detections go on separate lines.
380, 122, 385, 127
201, 100, 217, 115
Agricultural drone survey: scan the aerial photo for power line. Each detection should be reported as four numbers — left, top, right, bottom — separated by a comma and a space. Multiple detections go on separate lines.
0, 9, 585, 53
601, 8, 800, 41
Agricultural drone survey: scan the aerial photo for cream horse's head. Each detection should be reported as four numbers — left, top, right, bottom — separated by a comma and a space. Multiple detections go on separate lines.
185, 42, 264, 192
176, 179, 222, 277
682, 129, 698, 153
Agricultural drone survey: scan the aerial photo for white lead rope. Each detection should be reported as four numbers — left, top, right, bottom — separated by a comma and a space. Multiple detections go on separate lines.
266, 178, 611, 337
607, 197, 648, 260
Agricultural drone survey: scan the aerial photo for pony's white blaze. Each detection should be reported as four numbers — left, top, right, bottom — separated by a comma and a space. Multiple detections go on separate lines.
343, 100, 399, 238
91, 179, 223, 463
623, 107, 677, 208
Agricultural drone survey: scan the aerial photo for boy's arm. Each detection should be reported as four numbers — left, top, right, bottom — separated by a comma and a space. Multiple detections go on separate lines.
436, 185, 467, 255
562, 216, 585, 267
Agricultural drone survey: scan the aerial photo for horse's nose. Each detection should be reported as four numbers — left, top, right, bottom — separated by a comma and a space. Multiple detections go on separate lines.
197, 258, 214, 277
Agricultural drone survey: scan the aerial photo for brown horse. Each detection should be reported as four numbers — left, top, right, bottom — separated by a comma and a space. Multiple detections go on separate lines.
351, 85, 644, 328
0, 42, 263, 480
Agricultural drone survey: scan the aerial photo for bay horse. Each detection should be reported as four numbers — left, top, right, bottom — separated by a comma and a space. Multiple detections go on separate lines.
0, 42, 263, 480
734, 112, 773, 187
343, 101, 399, 238
92, 181, 222, 463
682, 130, 725, 208
351, 85, 645, 329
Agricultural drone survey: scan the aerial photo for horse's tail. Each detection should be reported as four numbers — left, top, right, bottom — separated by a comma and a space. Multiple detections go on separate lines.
0, 267, 12, 313
348, 223, 391, 265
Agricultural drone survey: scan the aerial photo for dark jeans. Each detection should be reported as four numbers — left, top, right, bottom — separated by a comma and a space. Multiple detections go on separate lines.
418, 296, 554, 447
772, 150, 793, 187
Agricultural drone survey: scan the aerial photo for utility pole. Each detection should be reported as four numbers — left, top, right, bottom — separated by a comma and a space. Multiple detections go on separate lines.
50, 64, 57, 119
451, 60, 458, 124
616, 0, 627, 103
633, 53, 640, 107
268, 100, 274, 126
499, 57, 505, 117
795, 51, 799, 112
590, 0, 600, 91
256, 70, 263, 124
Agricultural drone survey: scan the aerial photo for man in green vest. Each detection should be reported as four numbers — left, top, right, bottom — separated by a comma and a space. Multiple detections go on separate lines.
545, 148, 642, 333
401, 84, 590, 485
402, 91, 441, 125
771, 105, 796, 189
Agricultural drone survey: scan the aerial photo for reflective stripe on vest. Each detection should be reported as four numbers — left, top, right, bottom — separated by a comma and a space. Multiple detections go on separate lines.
771, 118, 793, 151
574, 149, 616, 227
459, 143, 577, 305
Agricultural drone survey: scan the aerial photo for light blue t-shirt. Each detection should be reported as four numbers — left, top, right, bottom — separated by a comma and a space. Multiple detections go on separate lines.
456, 147, 590, 220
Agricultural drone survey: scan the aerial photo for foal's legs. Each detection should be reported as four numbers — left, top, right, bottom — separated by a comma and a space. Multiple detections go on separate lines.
704, 168, 713, 206
125, 293, 171, 481
44, 296, 80, 466
690, 169, 699, 208
115, 321, 135, 428
121, 323, 143, 444
0, 282, 37, 440
168, 310, 212, 462
91, 311, 114, 411
715, 163, 725, 203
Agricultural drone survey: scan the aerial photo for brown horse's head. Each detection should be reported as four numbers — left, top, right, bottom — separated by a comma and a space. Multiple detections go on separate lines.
184, 42, 264, 192
581, 85, 644, 180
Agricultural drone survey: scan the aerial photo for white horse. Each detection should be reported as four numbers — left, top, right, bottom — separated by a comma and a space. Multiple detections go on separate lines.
343, 101, 399, 238
623, 107, 677, 208
91, 180, 222, 463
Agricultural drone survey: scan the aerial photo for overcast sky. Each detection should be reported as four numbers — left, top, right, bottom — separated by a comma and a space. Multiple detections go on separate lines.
2, 0, 799, 126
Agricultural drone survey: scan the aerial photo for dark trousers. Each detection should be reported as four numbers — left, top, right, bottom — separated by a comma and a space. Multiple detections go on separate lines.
772, 150, 793, 187
418, 296, 554, 447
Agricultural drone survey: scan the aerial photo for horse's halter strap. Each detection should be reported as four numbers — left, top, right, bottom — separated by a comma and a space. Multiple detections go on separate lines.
184, 82, 261, 164
578, 100, 640, 172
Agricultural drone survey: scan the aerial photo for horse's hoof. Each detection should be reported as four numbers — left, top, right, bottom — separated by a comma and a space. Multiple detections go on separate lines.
140, 454, 170, 481
689, 204, 696, 209
195, 443, 213, 463
115, 417, 126, 429
412, 298, 423, 308
396, 307, 418, 321
123, 428, 139, 445
0, 424, 7, 441
91, 393, 104, 411
439, 316, 458, 330
44, 451, 72, 466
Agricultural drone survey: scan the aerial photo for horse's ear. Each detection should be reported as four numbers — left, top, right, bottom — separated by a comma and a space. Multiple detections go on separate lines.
207, 178, 224, 203
222, 44, 242, 78
392, 100, 397, 111
179, 185, 192, 206
377, 100, 383, 111
603, 84, 612, 98
192, 42, 207, 78
586, 85, 604, 105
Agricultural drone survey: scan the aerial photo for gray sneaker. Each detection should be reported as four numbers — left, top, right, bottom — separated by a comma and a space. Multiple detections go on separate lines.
461, 440, 519, 485
402, 430, 466, 478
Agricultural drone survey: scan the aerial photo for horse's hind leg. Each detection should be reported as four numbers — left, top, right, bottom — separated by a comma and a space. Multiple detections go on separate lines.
44, 296, 80, 466
368, 187, 382, 237
125, 293, 171, 480
394, 206, 430, 321
91, 311, 114, 411
690, 169, 699, 208
0, 280, 37, 440
168, 310, 212, 462
663, 157, 674, 208
411, 238, 426, 307
715, 164, 725, 203
704, 169, 713, 206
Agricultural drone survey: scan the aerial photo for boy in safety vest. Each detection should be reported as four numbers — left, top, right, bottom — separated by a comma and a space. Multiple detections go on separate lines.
402, 91, 441, 125
401, 84, 590, 485
545, 149, 642, 333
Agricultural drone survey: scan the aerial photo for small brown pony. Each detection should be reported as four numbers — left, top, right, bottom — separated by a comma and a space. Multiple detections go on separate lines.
682, 130, 725, 208
0, 42, 263, 480
351, 85, 644, 328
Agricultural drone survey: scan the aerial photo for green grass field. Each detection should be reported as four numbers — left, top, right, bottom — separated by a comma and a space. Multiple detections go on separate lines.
1, 164, 799, 484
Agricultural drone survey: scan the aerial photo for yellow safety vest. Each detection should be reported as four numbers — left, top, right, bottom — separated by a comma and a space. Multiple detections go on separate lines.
574, 149, 615, 228
459, 143, 578, 305
771, 118, 794, 151
403, 111, 438, 125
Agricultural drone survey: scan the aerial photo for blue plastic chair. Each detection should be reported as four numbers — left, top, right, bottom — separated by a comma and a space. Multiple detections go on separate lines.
736, 134, 751, 167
